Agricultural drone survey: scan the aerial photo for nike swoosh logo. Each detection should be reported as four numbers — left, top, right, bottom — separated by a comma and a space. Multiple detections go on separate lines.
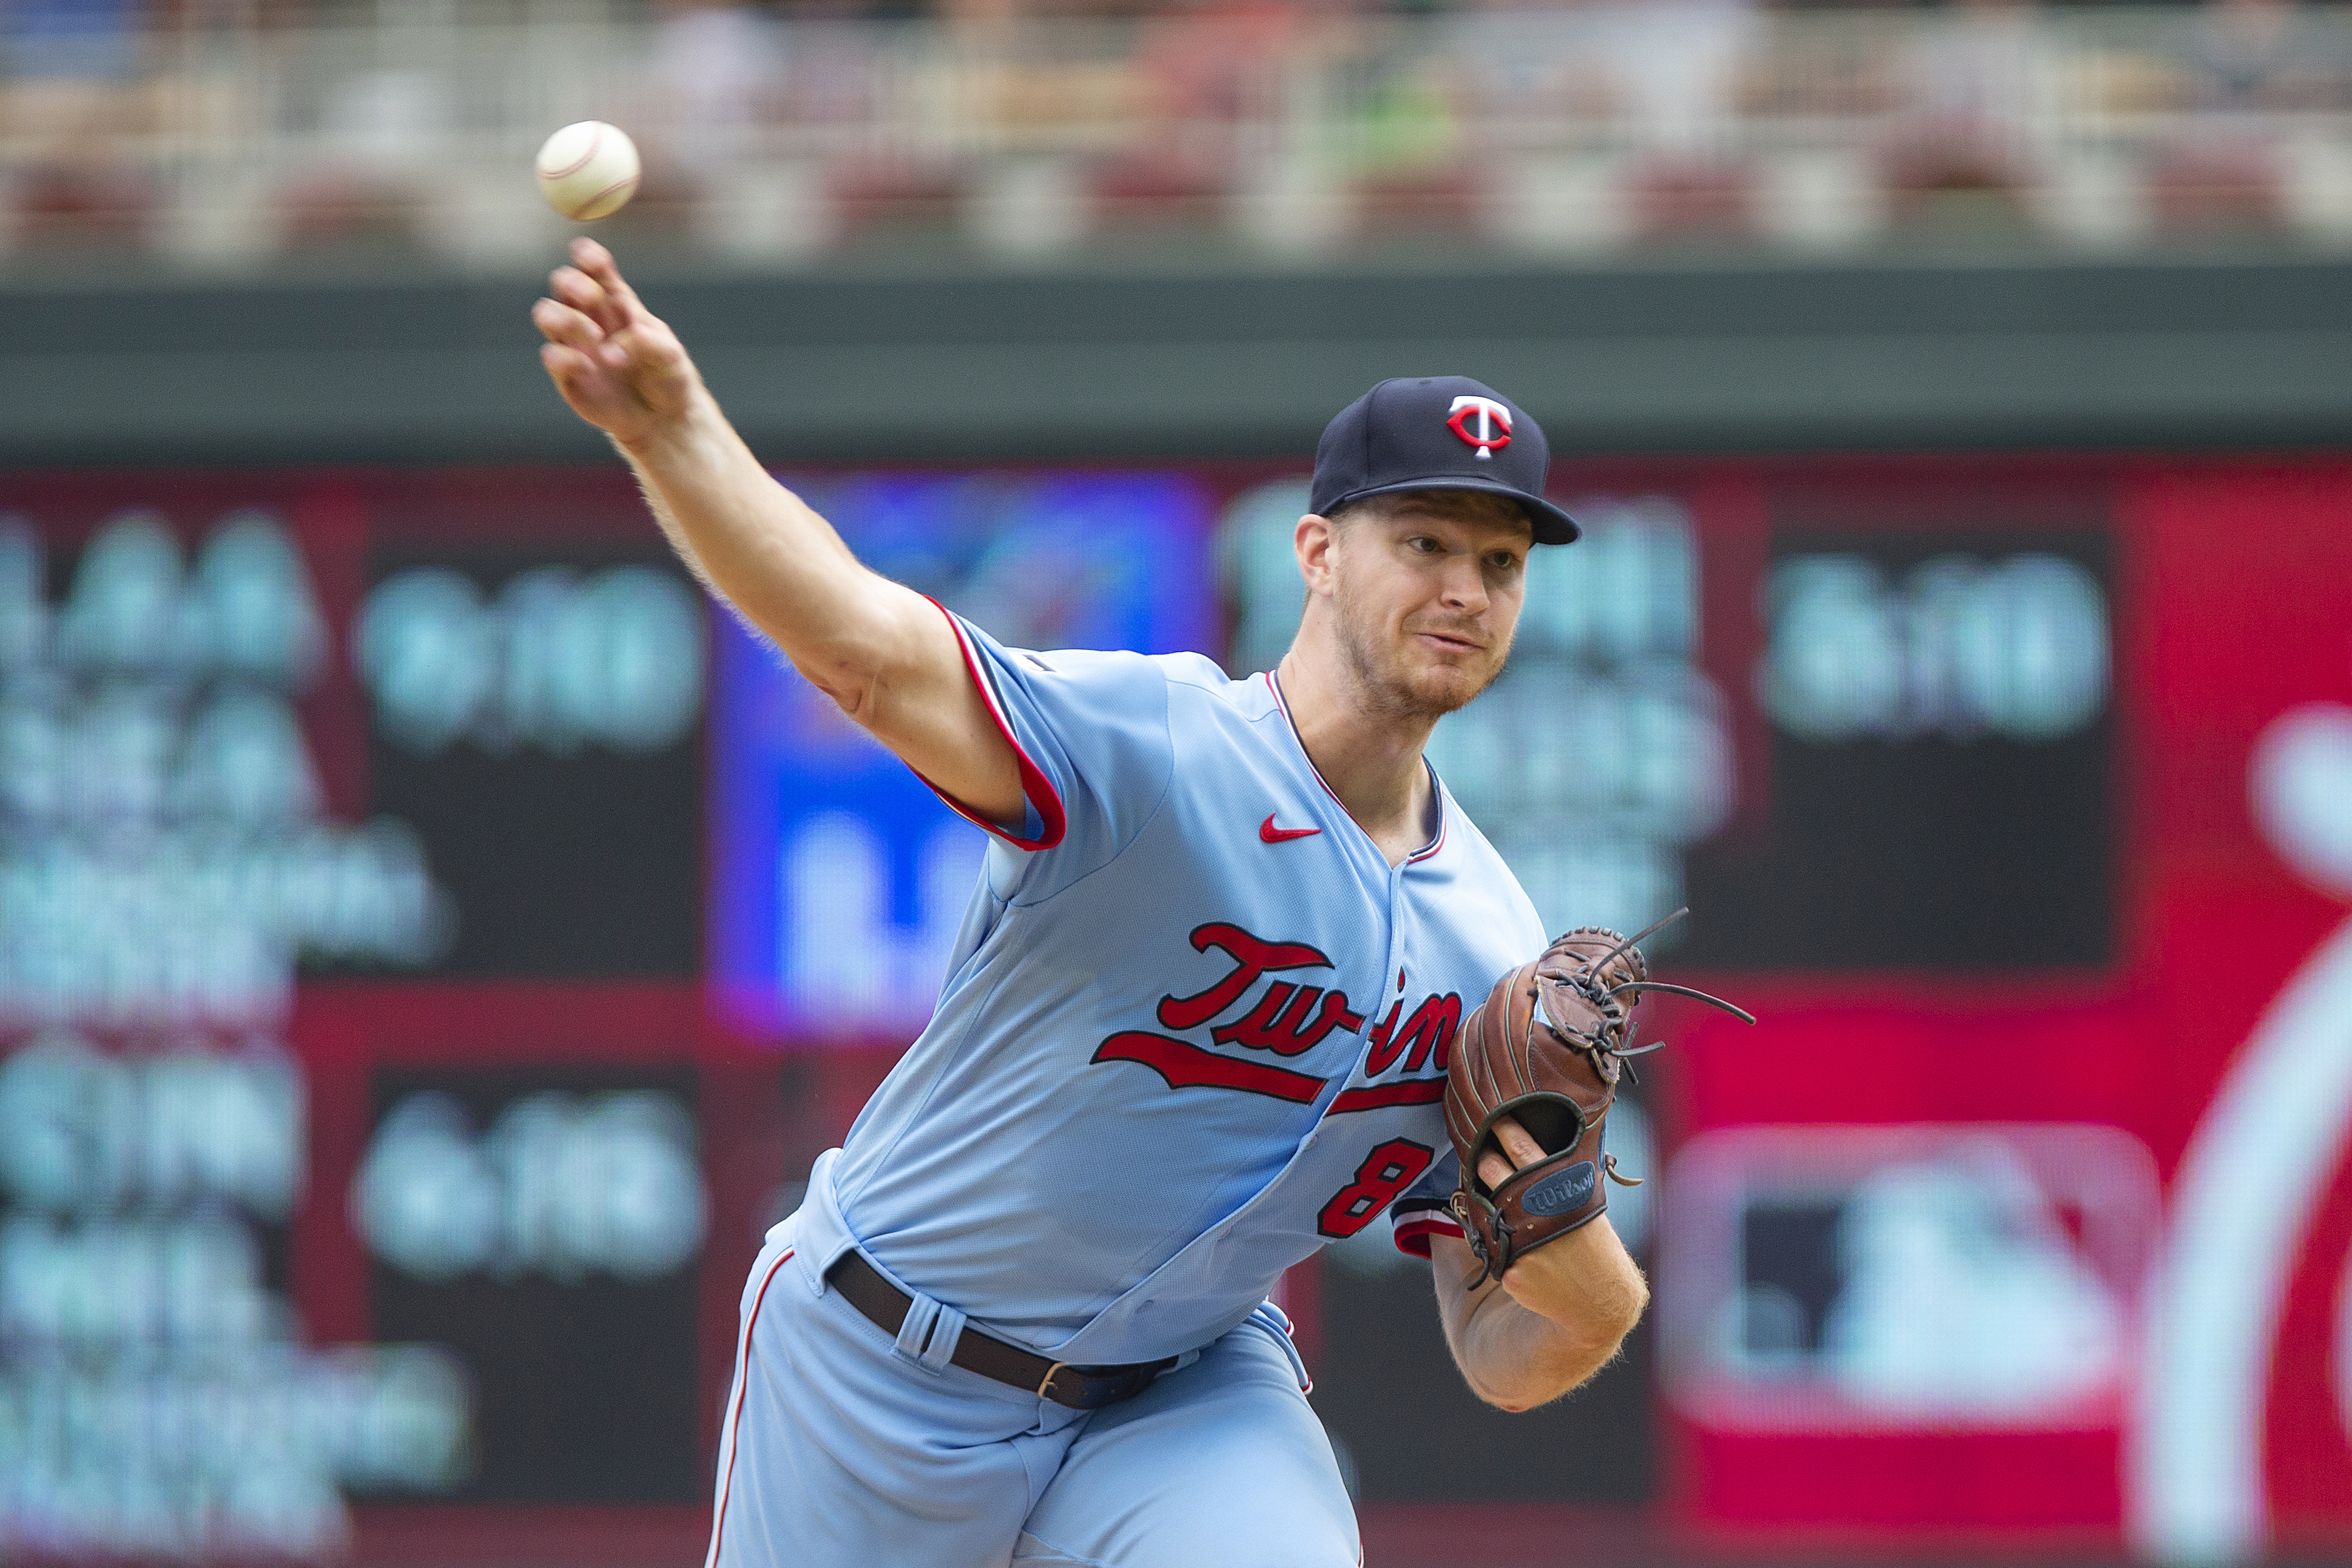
1259, 813, 1321, 844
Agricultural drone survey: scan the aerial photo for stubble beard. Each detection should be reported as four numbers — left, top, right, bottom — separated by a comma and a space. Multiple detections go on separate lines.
1332, 579, 1509, 724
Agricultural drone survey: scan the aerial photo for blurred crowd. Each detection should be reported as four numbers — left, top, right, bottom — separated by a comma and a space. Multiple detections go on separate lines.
4, 0, 2351, 268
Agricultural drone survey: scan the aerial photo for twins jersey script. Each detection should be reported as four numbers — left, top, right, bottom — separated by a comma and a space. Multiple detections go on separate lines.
826, 610, 1546, 1365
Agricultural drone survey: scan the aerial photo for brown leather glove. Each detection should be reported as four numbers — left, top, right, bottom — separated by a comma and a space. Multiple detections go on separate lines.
1444, 909, 1752, 1284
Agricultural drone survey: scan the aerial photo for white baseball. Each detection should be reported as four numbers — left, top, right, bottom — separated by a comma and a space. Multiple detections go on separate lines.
535, 121, 641, 222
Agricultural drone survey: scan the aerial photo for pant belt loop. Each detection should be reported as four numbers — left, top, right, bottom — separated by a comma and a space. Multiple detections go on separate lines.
1250, 1301, 1313, 1393
918, 1300, 967, 1375
893, 1292, 942, 1367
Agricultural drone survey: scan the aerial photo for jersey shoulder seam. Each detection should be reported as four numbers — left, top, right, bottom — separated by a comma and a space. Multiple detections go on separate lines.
1157, 657, 1245, 694
1006, 653, 1179, 910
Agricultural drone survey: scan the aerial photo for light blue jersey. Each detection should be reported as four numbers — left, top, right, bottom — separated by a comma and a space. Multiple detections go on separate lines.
706, 608, 1547, 1568
829, 610, 1543, 1363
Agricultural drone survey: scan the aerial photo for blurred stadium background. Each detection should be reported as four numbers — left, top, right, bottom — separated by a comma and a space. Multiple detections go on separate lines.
5, 1, 2352, 1566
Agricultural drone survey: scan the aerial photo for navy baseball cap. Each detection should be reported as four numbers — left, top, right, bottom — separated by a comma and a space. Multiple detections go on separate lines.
1310, 376, 1579, 545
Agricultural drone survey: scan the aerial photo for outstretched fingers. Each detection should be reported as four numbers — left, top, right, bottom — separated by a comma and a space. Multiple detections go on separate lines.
534, 297, 631, 386
533, 295, 602, 349
532, 240, 690, 438
547, 266, 628, 345
568, 237, 650, 331
539, 340, 595, 391
534, 299, 624, 408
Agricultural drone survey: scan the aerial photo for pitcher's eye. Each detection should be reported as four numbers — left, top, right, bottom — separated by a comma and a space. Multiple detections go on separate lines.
1407, 536, 1440, 554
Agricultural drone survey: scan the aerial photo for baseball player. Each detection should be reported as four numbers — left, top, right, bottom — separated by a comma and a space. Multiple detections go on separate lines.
534, 238, 1652, 1567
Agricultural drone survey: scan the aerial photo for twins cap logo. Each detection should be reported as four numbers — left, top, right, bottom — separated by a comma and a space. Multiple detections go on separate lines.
1446, 395, 1513, 460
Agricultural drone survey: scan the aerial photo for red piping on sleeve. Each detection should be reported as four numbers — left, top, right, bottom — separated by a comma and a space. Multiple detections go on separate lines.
1391, 1214, 1462, 1259
922, 597, 1068, 852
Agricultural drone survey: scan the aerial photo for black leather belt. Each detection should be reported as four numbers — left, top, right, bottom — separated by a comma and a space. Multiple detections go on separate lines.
826, 1253, 1174, 1410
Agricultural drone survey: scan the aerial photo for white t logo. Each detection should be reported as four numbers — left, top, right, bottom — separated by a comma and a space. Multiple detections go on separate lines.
1445, 397, 1514, 460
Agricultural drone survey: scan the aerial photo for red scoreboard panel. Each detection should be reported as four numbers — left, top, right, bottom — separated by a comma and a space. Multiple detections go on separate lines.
0, 458, 2346, 1567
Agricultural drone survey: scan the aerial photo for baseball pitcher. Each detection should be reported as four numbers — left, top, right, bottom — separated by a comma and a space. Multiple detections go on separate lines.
534, 238, 1739, 1567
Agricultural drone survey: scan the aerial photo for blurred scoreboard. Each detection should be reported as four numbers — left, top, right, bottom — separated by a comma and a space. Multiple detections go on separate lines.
0, 457, 2348, 1564
707, 472, 1217, 1040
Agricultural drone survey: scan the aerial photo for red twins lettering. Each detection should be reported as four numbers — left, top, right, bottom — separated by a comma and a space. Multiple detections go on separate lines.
1212, 983, 1367, 1058
1099, 921, 1456, 1100
1156, 923, 1332, 1031
1363, 991, 1461, 1075
1096, 921, 1369, 1100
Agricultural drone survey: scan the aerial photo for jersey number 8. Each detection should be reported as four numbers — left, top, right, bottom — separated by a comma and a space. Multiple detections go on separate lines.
1316, 1138, 1436, 1239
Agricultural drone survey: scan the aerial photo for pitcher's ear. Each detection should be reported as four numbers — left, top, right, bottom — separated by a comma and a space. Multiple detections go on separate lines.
1295, 513, 1340, 597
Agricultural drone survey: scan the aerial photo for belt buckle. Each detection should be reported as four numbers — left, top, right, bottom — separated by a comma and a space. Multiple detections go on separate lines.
1036, 1361, 1074, 1403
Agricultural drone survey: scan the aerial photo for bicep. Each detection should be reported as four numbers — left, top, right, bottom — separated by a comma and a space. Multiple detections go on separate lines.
630, 453, 1023, 829
801, 574, 1025, 831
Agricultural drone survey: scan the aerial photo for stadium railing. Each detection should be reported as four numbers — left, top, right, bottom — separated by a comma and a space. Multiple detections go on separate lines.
2, 1, 2350, 270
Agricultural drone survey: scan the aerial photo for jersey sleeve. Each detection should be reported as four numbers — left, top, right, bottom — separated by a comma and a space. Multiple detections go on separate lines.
1389, 1146, 1464, 1259
929, 605, 1175, 895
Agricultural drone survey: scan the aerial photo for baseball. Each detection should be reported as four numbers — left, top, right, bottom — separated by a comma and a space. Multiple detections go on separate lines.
535, 121, 640, 222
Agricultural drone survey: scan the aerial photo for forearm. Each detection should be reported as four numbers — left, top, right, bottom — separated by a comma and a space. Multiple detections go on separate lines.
616, 390, 908, 694
534, 239, 1017, 817
1436, 1220, 1648, 1412
1455, 1285, 1615, 1412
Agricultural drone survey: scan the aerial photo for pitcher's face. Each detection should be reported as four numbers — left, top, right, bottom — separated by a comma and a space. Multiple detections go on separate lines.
1323, 491, 1531, 721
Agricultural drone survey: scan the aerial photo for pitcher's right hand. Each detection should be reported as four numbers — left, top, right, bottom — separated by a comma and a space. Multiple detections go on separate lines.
532, 237, 701, 449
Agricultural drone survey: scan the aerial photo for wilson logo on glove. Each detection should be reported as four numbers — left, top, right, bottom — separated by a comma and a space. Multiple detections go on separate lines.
1446, 907, 1754, 1284
1520, 1161, 1598, 1218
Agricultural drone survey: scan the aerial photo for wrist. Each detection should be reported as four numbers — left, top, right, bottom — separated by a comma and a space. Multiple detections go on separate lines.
612, 383, 719, 465
1501, 1220, 1648, 1338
